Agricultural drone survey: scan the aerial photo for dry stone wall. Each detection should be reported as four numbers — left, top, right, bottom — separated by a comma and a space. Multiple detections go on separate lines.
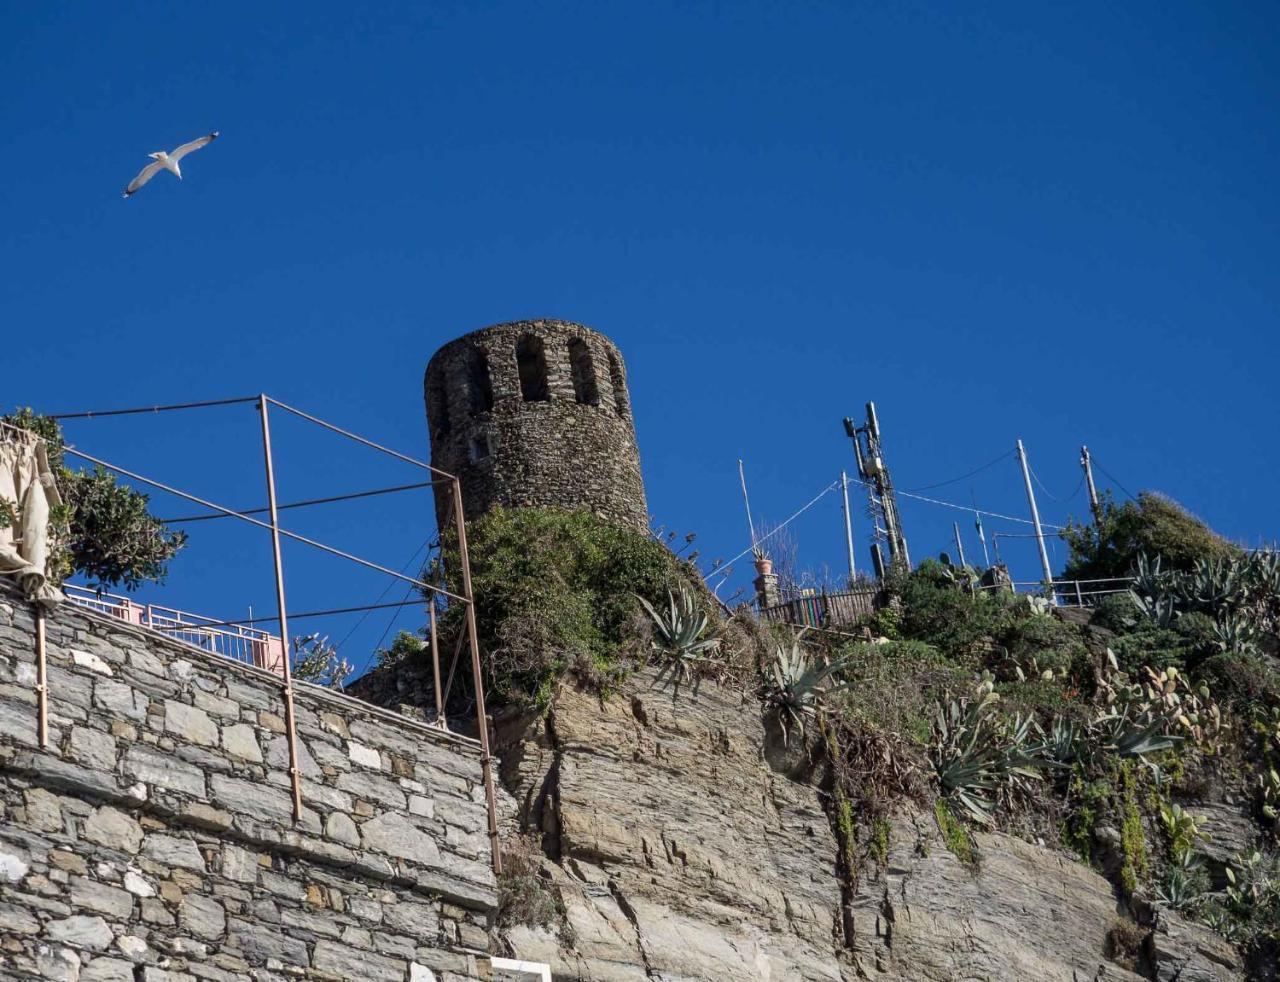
0, 581, 496, 981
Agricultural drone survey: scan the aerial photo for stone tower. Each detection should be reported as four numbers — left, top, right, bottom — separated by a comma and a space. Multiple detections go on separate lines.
424, 319, 648, 532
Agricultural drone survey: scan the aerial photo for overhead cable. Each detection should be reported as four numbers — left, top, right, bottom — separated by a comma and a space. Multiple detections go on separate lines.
1028, 465, 1086, 504
889, 484, 1066, 531
714, 480, 840, 572
160, 480, 438, 524
905, 449, 1015, 492
160, 597, 429, 630
51, 396, 260, 419
1093, 458, 1138, 502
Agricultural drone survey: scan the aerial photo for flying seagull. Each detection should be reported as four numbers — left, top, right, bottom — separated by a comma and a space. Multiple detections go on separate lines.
122, 132, 219, 198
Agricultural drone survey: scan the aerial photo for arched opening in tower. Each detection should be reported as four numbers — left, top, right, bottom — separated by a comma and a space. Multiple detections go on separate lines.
607, 351, 629, 417
426, 372, 451, 440
567, 338, 600, 406
466, 345, 494, 414
516, 335, 550, 402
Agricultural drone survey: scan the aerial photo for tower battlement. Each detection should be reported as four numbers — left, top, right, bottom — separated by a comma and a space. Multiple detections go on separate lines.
424, 319, 648, 532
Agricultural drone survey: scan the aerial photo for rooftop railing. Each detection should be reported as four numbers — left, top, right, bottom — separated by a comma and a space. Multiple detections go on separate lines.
63, 583, 286, 676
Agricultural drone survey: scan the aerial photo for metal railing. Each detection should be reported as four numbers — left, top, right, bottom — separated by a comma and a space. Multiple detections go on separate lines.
63, 584, 286, 675
759, 585, 882, 629
977, 576, 1134, 607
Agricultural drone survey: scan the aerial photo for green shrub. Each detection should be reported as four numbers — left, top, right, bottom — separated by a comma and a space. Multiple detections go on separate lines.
997, 612, 1091, 681
1091, 592, 1141, 633
834, 640, 966, 743
1062, 491, 1239, 582
1198, 654, 1280, 714
438, 506, 692, 706
376, 630, 427, 669
1109, 626, 1192, 677
897, 562, 1015, 662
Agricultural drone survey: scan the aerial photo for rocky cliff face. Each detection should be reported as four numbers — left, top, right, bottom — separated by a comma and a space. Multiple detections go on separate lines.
482, 668, 1244, 982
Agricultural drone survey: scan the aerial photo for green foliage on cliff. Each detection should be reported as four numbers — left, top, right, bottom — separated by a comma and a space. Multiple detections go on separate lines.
439, 505, 699, 706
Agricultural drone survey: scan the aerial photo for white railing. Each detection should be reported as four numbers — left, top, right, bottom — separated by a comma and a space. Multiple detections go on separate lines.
63, 584, 286, 676
978, 577, 1134, 607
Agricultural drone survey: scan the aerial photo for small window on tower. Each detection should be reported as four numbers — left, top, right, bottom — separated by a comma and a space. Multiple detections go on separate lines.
469, 435, 491, 462
516, 335, 549, 402
427, 374, 451, 438
466, 346, 494, 414
568, 338, 600, 406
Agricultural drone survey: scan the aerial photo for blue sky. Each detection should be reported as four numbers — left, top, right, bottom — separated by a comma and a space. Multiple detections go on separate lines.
4, 2, 1277, 671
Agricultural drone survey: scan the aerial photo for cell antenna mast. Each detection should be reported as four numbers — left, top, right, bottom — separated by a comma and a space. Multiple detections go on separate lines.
843, 402, 910, 572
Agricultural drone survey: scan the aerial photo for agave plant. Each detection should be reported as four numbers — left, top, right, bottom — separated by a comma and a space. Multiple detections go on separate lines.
1213, 610, 1259, 656
762, 640, 850, 745
1245, 549, 1280, 601
636, 584, 720, 689
1132, 552, 1169, 602
1156, 850, 1207, 911
930, 675, 1047, 825
1130, 589, 1179, 629
1037, 715, 1083, 765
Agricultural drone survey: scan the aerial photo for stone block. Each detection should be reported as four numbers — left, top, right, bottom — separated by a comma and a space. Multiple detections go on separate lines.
94, 678, 146, 721
72, 649, 116, 676
220, 723, 262, 762
83, 806, 144, 854
164, 700, 219, 747
180, 893, 227, 940
81, 956, 137, 981
123, 745, 207, 796
142, 833, 207, 872
361, 811, 442, 866
338, 769, 407, 810
312, 940, 407, 982
24, 786, 65, 831
69, 726, 118, 770
70, 877, 135, 919
47, 913, 114, 950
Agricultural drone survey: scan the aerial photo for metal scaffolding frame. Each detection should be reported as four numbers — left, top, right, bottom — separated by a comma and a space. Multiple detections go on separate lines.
2, 397, 503, 874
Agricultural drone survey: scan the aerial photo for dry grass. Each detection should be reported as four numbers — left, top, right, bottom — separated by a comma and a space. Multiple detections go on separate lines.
496, 833, 561, 929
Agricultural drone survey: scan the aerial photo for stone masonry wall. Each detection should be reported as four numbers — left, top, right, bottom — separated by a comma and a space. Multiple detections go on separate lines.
424, 319, 648, 533
0, 580, 496, 981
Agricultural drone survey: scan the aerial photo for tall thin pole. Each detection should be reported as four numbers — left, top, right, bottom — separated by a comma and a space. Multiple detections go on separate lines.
952, 522, 967, 568
737, 459, 757, 551
428, 598, 445, 728
452, 480, 502, 875
35, 607, 48, 749
1016, 439, 1055, 598
257, 395, 304, 820
1081, 445, 1103, 529
840, 471, 856, 584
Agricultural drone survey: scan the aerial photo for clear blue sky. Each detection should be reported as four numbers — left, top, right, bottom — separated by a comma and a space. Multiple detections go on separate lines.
4, 2, 1277, 670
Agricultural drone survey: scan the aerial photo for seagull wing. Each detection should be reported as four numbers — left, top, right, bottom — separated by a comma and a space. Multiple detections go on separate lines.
123, 160, 165, 198
169, 131, 219, 163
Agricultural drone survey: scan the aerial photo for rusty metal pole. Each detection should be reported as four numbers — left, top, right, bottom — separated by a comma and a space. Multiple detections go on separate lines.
34, 607, 48, 749
257, 395, 304, 821
451, 478, 501, 875
428, 598, 446, 729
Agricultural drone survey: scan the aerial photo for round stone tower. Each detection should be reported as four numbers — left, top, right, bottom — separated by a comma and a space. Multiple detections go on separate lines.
424, 319, 648, 532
